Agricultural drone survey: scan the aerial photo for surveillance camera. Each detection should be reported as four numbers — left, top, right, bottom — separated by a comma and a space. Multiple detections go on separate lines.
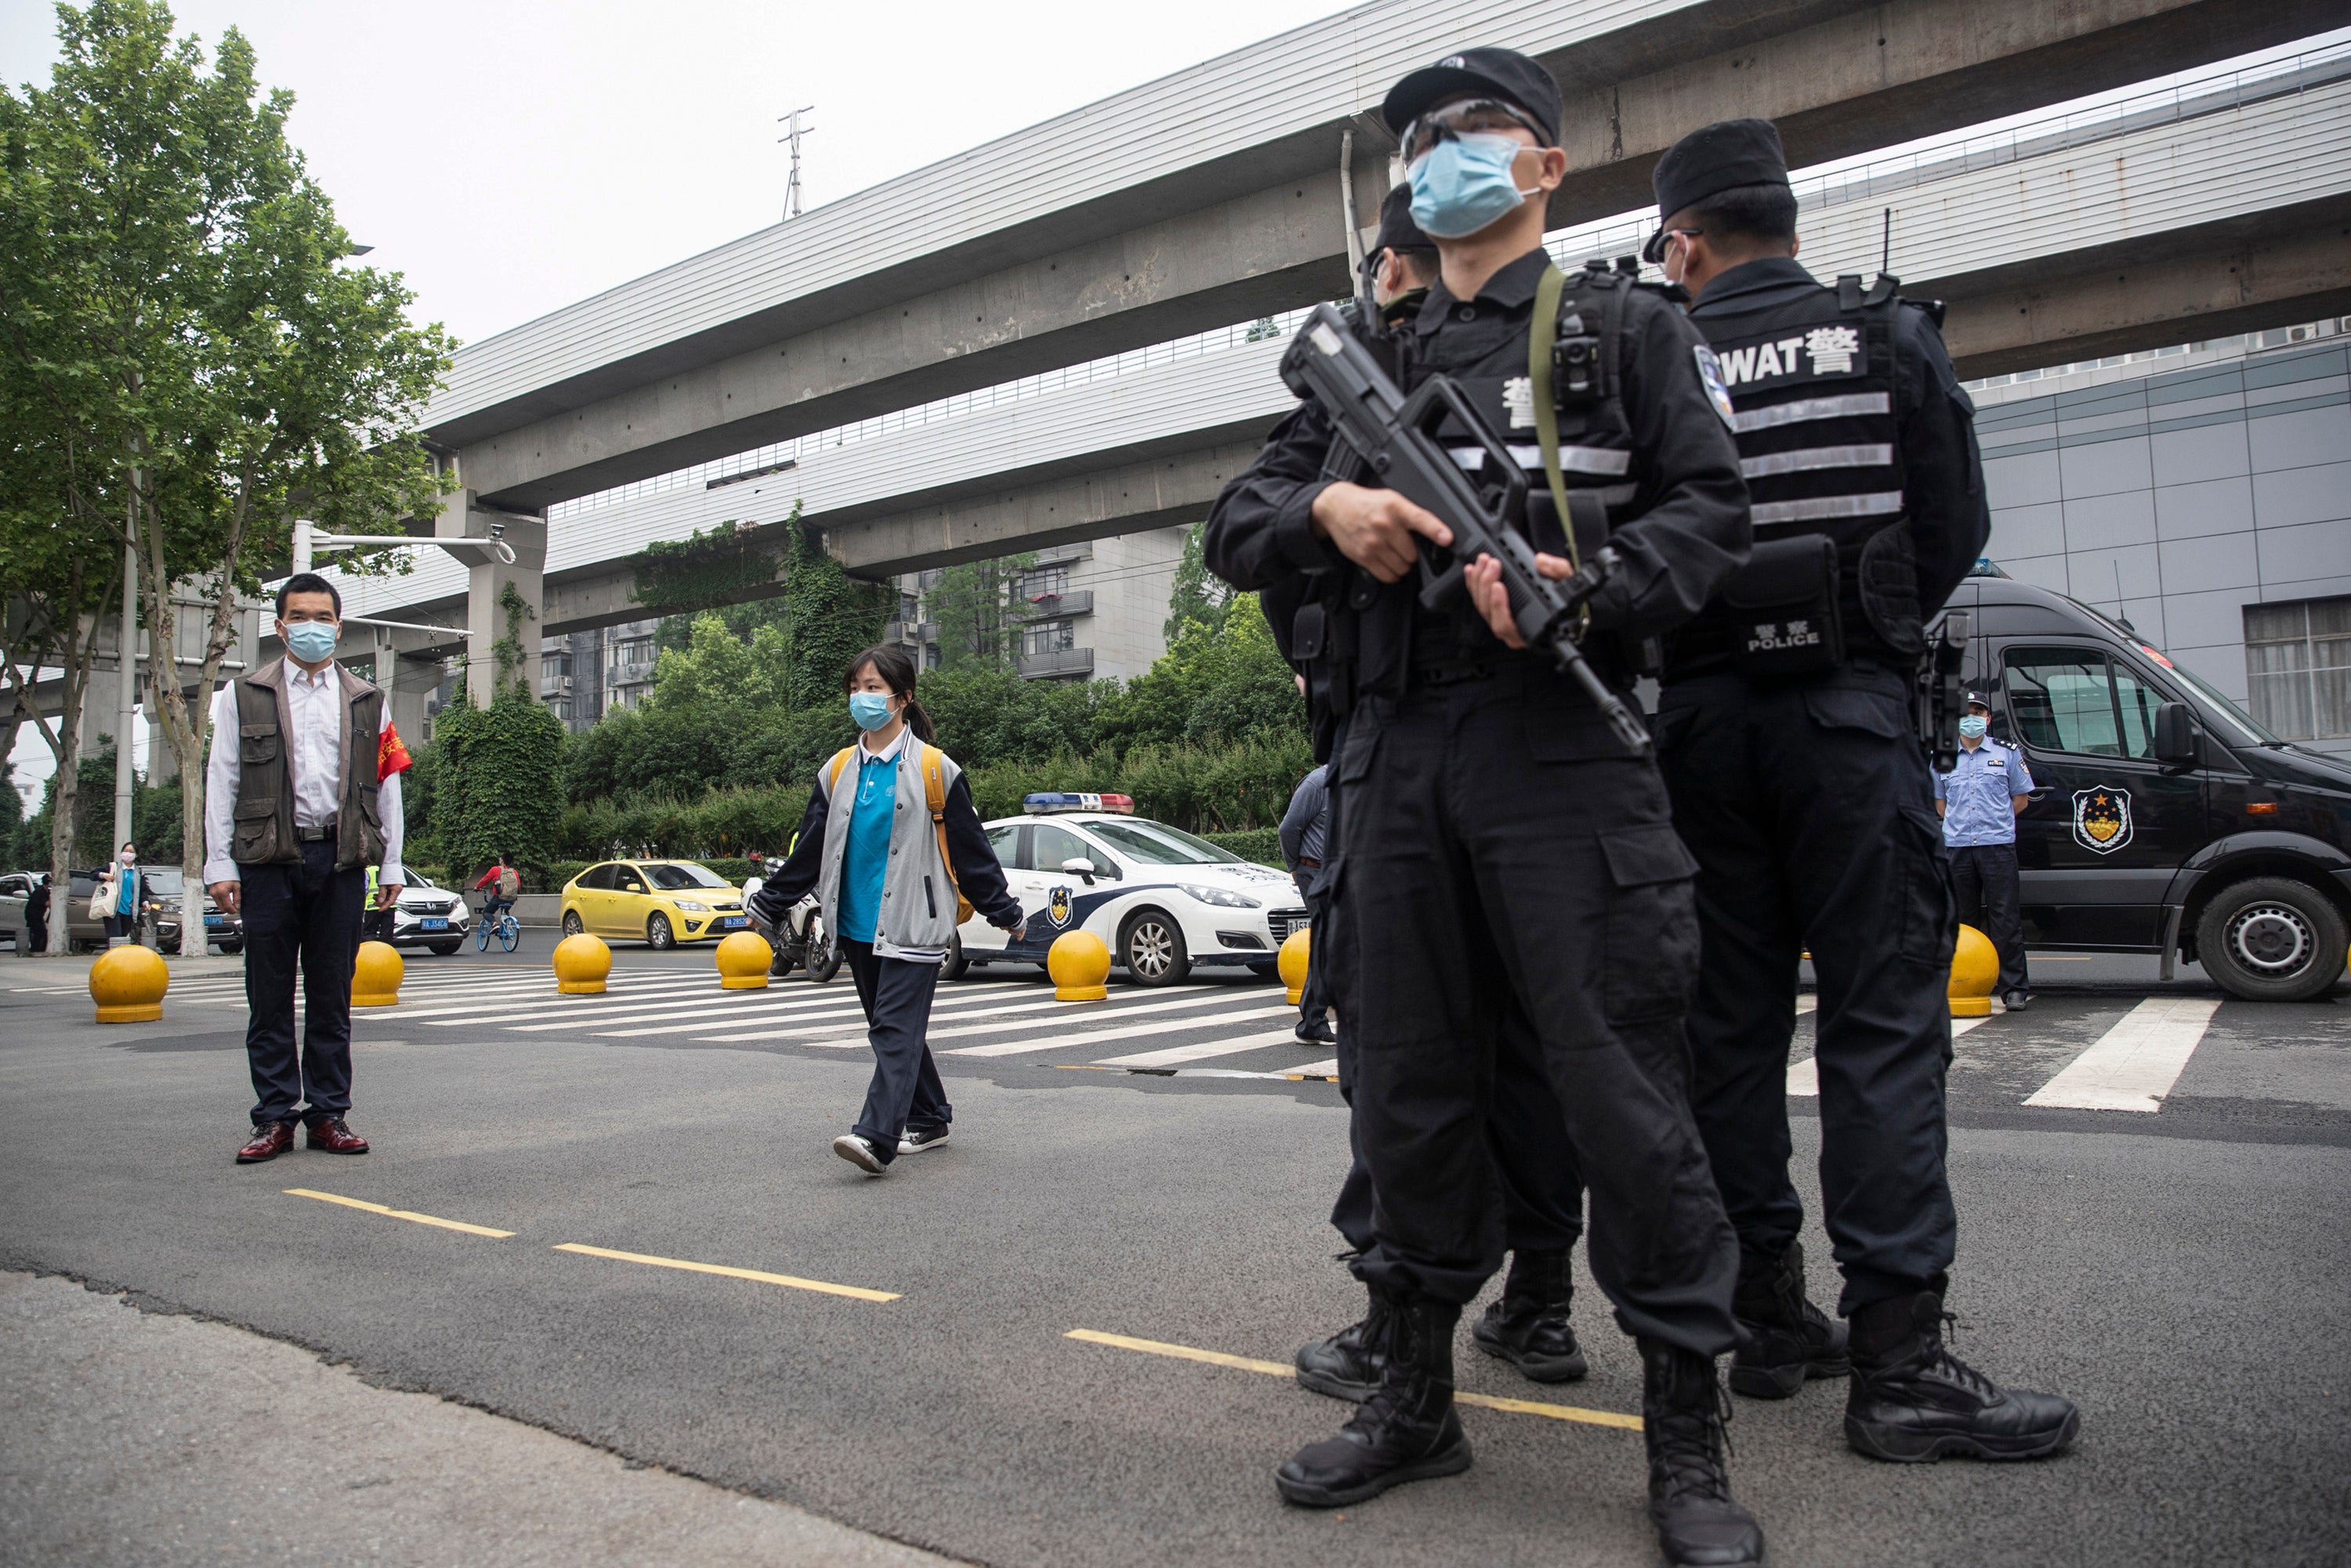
488, 521, 507, 540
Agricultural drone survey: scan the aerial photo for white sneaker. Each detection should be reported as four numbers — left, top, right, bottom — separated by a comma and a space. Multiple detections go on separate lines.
831, 1133, 888, 1175
898, 1125, 951, 1155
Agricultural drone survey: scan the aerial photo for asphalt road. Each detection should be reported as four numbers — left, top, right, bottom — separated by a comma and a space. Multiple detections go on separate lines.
2, 943, 2346, 1567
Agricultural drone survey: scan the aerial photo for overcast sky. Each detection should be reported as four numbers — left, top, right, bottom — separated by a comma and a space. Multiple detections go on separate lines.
0, 0, 1357, 347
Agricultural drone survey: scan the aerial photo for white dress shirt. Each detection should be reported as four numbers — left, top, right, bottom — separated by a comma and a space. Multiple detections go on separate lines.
202, 661, 404, 886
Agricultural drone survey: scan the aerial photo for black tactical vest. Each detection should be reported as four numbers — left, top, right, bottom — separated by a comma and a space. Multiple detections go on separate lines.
1682, 274, 1926, 673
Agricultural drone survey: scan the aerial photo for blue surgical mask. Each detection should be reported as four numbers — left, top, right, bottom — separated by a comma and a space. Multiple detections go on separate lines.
849, 692, 897, 731
1958, 715, 1988, 740
284, 621, 339, 664
1408, 133, 1537, 240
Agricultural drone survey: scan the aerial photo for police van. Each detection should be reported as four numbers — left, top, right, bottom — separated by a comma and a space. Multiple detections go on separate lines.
950, 794, 1302, 986
1943, 567, 2351, 1001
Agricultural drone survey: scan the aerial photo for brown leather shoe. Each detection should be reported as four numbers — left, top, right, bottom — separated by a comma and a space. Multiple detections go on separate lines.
237, 1121, 295, 1164
304, 1114, 370, 1155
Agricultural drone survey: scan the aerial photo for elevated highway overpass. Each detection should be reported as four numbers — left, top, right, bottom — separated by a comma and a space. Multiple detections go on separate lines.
422, 0, 2336, 515
336, 49, 2351, 698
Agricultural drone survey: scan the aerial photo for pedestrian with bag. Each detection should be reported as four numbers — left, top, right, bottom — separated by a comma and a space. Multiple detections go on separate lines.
93, 844, 143, 946
748, 646, 1026, 1175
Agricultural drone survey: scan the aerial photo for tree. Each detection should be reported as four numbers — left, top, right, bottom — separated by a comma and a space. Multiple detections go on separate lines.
1163, 521, 1230, 643
429, 688, 566, 880
928, 550, 1035, 673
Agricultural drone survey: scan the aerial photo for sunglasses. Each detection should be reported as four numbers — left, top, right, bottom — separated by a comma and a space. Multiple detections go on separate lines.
1402, 97, 1546, 166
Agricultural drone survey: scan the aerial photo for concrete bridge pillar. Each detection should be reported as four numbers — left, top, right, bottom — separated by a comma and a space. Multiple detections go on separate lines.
434, 484, 548, 707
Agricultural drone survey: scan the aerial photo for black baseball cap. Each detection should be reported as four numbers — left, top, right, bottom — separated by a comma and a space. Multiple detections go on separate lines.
1372, 183, 1435, 256
1643, 118, 1789, 260
1963, 691, 1993, 708
1382, 47, 1562, 148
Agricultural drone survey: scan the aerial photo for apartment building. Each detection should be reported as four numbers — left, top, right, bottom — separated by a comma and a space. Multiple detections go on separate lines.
888, 526, 1191, 683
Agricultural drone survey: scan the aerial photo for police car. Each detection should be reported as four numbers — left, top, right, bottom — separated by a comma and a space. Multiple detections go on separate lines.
951, 794, 1303, 986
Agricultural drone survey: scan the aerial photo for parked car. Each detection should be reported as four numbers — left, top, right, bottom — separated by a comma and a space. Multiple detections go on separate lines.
1943, 569, 2351, 1001
558, 860, 751, 949
954, 794, 1301, 986
143, 867, 241, 954
386, 872, 472, 954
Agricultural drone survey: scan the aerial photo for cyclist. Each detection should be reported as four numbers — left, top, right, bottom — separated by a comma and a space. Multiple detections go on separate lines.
471, 855, 520, 925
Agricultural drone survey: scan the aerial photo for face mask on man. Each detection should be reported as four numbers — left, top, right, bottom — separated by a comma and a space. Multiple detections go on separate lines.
1408, 132, 1539, 239
849, 692, 897, 731
1958, 715, 1988, 741
284, 621, 339, 664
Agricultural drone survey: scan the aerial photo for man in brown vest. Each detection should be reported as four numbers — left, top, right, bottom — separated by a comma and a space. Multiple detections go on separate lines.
204, 574, 404, 1164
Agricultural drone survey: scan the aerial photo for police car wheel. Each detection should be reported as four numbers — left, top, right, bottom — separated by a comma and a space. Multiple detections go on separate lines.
1119, 910, 1190, 987
2193, 877, 2348, 1003
940, 933, 969, 982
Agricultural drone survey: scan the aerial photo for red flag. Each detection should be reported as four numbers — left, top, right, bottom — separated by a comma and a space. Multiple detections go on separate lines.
377, 720, 414, 782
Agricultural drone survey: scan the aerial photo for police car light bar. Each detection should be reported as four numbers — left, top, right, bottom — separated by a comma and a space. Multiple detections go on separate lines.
1023, 792, 1136, 815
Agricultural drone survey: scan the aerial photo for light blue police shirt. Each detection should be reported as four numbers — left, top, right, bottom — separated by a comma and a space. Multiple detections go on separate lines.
1936, 737, 2034, 848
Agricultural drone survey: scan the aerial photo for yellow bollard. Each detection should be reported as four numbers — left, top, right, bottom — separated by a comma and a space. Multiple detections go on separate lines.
1049, 929, 1110, 1001
89, 944, 169, 1023
552, 932, 612, 994
1949, 923, 1997, 1018
714, 929, 772, 990
1278, 925, 1312, 1006
351, 940, 404, 1007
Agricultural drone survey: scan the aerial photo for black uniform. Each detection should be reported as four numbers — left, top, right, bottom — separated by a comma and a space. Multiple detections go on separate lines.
1657, 254, 1987, 1311
1208, 245, 1751, 1351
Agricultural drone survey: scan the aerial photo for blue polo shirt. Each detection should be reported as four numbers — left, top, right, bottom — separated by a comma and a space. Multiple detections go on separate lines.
1936, 737, 2034, 847
835, 733, 904, 943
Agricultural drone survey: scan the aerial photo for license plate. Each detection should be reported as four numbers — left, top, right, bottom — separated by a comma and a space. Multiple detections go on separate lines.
422, 918, 448, 931
720, 916, 748, 929
204, 915, 225, 927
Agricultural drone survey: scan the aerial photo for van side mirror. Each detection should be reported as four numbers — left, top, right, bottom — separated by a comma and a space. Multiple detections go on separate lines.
2153, 701, 2198, 764
1060, 856, 1096, 886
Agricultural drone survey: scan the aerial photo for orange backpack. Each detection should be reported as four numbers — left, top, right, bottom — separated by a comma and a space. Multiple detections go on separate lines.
826, 742, 973, 924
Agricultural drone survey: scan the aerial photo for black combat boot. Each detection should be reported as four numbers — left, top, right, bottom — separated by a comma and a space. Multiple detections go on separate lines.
1729, 1240, 1848, 1399
1640, 1339, 1767, 1567
1276, 1292, 1471, 1506
1470, 1248, 1589, 1382
1845, 1284, 2080, 1462
1293, 1288, 1390, 1402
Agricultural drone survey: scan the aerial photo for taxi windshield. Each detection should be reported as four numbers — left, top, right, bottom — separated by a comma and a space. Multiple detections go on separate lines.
1087, 820, 1242, 866
643, 862, 732, 890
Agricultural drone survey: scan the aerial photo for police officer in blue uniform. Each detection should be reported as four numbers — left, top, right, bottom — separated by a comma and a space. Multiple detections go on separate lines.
1213, 51, 1764, 1566
1643, 118, 2078, 1462
1938, 692, 2034, 1009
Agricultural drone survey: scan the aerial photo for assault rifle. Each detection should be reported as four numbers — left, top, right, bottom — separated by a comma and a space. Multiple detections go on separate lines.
1280, 303, 1649, 754
1918, 611, 1970, 771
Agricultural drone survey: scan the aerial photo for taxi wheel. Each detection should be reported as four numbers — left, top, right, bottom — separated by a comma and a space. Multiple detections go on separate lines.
647, 912, 676, 951
2194, 877, 2347, 1002
561, 910, 584, 936
1119, 910, 1190, 987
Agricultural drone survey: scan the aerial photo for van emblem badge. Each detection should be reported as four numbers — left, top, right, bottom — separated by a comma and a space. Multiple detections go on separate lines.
1048, 885, 1074, 926
2072, 787, 2133, 853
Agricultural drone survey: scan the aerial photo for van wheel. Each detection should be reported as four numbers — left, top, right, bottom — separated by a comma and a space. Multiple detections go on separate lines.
2194, 877, 2348, 1002
1119, 910, 1190, 987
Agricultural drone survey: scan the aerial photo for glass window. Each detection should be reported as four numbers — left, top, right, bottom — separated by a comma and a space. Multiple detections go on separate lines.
985, 824, 1020, 869
645, 862, 731, 890
2003, 649, 2158, 759
1087, 819, 1244, 866
578, 864, 614, 890
1023, 619, 1076, 657
1031, 823, 1117, 879
2245, 597, 2351, 741
614, 866, 649, 893
1019, 564, 1071, 601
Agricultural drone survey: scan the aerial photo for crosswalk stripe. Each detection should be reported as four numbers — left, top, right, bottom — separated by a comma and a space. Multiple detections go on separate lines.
411, 978, 717, 1024
1786, 1016, 1984, 1096
689, 984, 1241, 1047
1096, 1030, 1303, 1068
579, 980, 1087, 1039
2023, 997, 2220, 1112
942, 1002, 1299, 1059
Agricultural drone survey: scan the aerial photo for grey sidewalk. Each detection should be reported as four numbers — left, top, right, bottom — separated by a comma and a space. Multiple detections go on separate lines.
0, 1272, 954, 1567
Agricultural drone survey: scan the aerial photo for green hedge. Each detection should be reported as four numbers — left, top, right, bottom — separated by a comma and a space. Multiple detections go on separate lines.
1201, 827, 1284, 867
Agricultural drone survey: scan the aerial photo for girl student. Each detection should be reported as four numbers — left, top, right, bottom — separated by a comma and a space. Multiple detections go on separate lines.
748, 646, 1027, 1174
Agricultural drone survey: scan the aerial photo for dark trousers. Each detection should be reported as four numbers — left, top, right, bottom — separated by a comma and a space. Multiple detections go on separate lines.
24, 901, 48, 953
1297, 886, 1332, 1027
1657, 665, 1958, 1314
842, 938, 948, 1164
1951, 842, 2030, 997
241, 839, 365, 1127
1334, 666, 1737, 1354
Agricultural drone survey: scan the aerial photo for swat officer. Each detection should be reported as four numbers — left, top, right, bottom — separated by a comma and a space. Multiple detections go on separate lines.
1939, 692, 2034, 1009
1288, 184, 1593, 1414
1210, 49, 1762, 1567
1632, 118, 2077, 1461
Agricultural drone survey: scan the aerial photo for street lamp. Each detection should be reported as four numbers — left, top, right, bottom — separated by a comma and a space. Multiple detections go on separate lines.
291, 516, 514, 574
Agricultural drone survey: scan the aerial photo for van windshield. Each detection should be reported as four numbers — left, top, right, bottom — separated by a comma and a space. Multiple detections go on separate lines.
2163, 661, 2284, 748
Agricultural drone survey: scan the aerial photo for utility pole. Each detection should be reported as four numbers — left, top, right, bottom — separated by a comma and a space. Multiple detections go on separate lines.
778, 105, 815, 220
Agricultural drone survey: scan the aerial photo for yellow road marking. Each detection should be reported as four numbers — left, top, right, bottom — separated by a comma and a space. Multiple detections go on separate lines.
552, 1243, 898, 1302
1063, 1328, 1643, 1431
284, 1188, 515, 1238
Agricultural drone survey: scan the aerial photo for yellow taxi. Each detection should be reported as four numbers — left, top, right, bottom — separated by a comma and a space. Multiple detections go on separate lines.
558, 859, 752, 950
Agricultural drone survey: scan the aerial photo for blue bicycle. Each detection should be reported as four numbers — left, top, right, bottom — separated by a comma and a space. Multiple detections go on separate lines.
474, 895, 520, 953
